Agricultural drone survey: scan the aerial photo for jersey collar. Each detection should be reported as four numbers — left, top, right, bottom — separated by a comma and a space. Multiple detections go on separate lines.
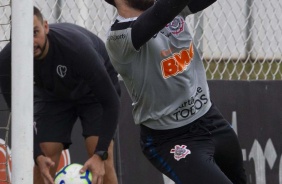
117, 15, 138, 22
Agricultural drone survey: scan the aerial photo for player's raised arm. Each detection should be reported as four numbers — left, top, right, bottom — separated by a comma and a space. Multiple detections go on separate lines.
131, 0, 217, 49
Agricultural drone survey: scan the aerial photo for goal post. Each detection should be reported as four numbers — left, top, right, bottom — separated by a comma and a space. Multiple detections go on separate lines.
11, 0, 33, 183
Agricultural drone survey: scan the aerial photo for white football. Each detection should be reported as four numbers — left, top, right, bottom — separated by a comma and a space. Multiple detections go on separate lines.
54, 163, 92, 184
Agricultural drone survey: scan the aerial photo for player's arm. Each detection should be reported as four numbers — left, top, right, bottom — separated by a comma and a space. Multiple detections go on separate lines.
34, 133, 55, 184
77, 43, 120, 182
34, 128, 45, 164
76, 44, 120, 153
131, 0, 216, 49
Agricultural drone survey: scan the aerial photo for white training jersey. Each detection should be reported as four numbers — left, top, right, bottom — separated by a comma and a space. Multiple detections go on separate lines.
106, 7, 212, 130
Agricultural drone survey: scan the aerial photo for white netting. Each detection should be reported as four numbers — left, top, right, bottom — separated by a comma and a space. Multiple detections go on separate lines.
0, 1, 11, 183
1, 0, 282, 80
190, 0, 282, 80
0, 1, 11, 49
34, 0, 116, 42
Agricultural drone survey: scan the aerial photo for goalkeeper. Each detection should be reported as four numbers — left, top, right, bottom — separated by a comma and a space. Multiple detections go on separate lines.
105, 0, 247, 183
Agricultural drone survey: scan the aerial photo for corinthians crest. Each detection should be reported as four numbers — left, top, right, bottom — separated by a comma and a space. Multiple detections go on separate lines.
57, 65, 67, 78
165, 16, 185, 35
170, 145, 191, 161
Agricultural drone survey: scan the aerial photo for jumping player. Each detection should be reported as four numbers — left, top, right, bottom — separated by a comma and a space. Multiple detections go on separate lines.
105, 0, 247, 183
0, 6, 120, 184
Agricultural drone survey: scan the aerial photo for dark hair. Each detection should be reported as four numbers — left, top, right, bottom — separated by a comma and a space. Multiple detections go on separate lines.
105, 0, 116, 7
34, 6, 44, 23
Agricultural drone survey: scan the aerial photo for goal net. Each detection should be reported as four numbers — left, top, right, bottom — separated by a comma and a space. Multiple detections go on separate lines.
0, 1, 11, 183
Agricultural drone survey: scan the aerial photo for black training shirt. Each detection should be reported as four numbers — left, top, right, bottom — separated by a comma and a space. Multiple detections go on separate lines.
0, 23, 120, 160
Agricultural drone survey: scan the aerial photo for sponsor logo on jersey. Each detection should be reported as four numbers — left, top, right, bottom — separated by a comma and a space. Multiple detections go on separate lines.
153, 33, 158, 38
57, 65, 67, 78
160, 30, 172, 38
173, 87, 209, 121
161, 43, 194, 79
170, 145, 191, 161
166, 16, 185, 35
107, 34, 126, 41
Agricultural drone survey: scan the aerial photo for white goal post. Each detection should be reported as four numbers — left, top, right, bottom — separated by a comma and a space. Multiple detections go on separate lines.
11, 1, 33, 183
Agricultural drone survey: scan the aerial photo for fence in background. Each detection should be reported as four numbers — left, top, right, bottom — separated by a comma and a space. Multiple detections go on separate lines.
1, 0, 281, 80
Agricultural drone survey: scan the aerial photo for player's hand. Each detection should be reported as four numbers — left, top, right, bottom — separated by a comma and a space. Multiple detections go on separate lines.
80, 155, 105, 184
36, 155, 55, 184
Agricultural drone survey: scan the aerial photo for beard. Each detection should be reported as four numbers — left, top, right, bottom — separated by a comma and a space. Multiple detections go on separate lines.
128, 0, 155, 11
34, 35, 48, 60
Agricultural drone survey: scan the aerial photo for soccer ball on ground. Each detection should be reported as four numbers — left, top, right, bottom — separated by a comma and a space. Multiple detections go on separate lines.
55, 163, 92, 184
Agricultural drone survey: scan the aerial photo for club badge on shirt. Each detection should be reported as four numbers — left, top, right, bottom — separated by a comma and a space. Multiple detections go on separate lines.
170, 145, 191, 161
165, 16, 185, 35
57, 65, 67, 78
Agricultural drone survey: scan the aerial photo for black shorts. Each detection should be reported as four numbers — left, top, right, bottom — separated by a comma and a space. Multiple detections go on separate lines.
34, 96, 103, 150
140, 104, 247, 184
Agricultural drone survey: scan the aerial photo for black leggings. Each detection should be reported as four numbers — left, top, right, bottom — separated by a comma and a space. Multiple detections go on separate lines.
140, 105, 246, 184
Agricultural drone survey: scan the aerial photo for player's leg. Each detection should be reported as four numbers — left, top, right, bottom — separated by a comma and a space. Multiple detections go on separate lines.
33, 98, 77, 183
140, 123, 233, 184
209, 108, 247, 183
213, 128, 247, 184
85, 137, 118, 184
